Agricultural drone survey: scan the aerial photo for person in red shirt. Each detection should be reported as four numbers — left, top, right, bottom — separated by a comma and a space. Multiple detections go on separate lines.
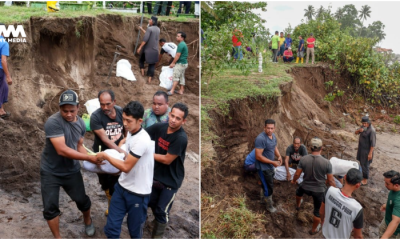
306, 33, 315, 64
283, 47, 294, 63
232, 28, 243, 61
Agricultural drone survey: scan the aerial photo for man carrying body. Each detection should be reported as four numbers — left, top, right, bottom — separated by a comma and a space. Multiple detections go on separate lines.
355, 116, 376, 185
40, 90, 103, 238
137, 16, 160, 83
306, 33, 316, 64
380, 170, 400, 239
142, 91, 170, 128
270, 31, 280, 63
0, 23, 12, 118
156, 39, 177, 67
145, 103, 189, 238
90, 90, 126, 216
284, 137, 308, 181
168, 32, 188, 96
296, 35, 305, 64
101, 101, 154, 239
320, 168, 364, 239
255, 119, 283, 213
292, 137, 336, 235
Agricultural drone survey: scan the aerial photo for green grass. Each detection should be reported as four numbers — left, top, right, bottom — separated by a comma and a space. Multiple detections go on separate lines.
0, 6, 198, 24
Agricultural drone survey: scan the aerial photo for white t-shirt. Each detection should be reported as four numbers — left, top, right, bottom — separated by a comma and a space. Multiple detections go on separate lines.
322, 186, 363, 239
161, 42, 177, 58
118, 128, 154, 195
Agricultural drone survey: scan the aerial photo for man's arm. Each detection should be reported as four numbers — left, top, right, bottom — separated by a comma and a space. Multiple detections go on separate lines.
154, 153, 178, 165
100, 152, 139, 173
368, 146, 375, 161
137, 41, 147, 54
138, 26, 146, 34
291, 168, 303, 184
50, 136, 100, 164
169, 52, 182, 68
1, 55, 12, 85
274, 146, 282, 165
353, 228, 363, 239
93, 129, 126, 154
284, 156, 290, 177
300, 43, 304, 51
381, 215, 400, 239
255, 148, 276, 165
326, 173, 337, 187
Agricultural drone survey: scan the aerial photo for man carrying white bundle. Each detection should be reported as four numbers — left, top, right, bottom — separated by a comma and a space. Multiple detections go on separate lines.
98, 101, 154, 239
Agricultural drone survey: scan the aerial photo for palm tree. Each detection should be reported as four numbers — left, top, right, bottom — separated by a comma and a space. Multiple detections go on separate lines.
334, 7, 344, 20
304, 5, 315, 22
316, 6, 325, 19
201, 1, 219, 20
359, 5, 371, 36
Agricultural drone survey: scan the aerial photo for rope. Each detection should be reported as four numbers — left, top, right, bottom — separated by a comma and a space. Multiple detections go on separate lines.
133, 1, 144, 55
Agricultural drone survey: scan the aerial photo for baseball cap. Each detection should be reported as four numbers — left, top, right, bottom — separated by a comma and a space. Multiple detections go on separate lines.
310, 137, 322, 148
288, 47, 292, 50
361, 116, 370, 123
345, 168, 363, 185
59, 90, 79, 106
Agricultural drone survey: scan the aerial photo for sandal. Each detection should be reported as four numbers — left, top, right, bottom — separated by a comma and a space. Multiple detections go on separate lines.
0, 112, 11, 119
309, 224, 321, 235
174, 90, 183, 95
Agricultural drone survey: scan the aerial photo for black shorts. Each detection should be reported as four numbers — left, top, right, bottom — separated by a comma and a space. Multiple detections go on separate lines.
41, 170, 91, 220
296, 186, 324, 218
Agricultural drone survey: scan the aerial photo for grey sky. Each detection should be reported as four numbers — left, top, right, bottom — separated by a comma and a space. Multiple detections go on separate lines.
253, 1, 400, 53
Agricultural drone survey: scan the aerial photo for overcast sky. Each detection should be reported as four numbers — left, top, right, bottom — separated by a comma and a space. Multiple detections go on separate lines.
253, 1, 400, 54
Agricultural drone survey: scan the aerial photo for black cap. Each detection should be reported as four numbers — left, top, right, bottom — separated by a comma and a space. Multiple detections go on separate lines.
361, 116, 370, 123
59, 90, 79, 106
346, 168, 363, 185
151, 16, 158, 25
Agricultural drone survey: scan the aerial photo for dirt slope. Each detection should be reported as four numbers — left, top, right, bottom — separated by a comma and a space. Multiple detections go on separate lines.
0, 15, 199, 238
201, 65, 400, 238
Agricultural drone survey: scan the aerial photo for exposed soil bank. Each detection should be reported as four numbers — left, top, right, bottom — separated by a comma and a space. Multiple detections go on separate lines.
201, 65, 400, 238
0, 15, 199, 238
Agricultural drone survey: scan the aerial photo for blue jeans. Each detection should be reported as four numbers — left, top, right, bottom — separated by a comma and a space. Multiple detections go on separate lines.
104, 183, 150, 239
234, 46, 243, 60
283, 57, 294, 62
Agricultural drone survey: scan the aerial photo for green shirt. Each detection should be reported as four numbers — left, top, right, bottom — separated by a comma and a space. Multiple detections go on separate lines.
385, 190, 400, 235
176, 41, 188, 64
271, 35, 280, 50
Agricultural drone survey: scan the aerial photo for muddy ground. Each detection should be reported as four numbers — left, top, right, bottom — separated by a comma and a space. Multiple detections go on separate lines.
0, 15, 199, 238
201, 65, 400, 238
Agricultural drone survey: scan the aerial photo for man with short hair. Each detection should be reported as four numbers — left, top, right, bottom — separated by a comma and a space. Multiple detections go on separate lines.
285, 33, 293, 49
168, 32, 188, 96
355, 116, 376, 185
137, 16, 160, 83
292, 137, 336, 235
306, 33, 316, 64
379, 170, 400, 239
40, 90, 103, 238
277, 32, 285, 61
90, 90, 126, 216
142, 91, 170, 128
320, 168, 364, 239
156, 39, 177, 67
0, 22, 12, 118
296, 35, 305, 64
283, 47, 294, 63
270, 31, 280, 63
284, 137, 308, 181
255, 119, 283, 213
145, 102, 189, 238
232, 28, 244, 61
100, 101, 154, 239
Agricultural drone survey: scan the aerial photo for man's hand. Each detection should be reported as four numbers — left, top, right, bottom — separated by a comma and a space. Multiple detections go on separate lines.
291, 179, 297, 184
278, 156, 282, 165
169, 63, 175, 68
6, 76, 12, 85
368, 152, 373, 161
137, 47, 142, 54
271, 161, 281, 167
380, 204, 387, 212
287, 172, 292, 181
87, 154, 105, 165
359, 127, 364, 133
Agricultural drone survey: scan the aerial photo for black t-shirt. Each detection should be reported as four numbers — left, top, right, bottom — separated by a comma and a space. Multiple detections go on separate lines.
145, 123, 188, 189
90, 106, 124, 152
286, 144, 308, 164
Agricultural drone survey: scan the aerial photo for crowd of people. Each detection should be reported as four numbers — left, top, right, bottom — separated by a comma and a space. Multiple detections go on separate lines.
40, 89, 189, 239
243, 118, 400, 238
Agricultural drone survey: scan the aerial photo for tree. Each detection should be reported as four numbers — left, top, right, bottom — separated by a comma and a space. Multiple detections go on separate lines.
304, 5, 315, 22
316, 6, 325, 19
338, 4, 362, 36
284, 23, 293, 36
367, 21, 386, 44
334, 7, 344, 20
358, 5, 371, 36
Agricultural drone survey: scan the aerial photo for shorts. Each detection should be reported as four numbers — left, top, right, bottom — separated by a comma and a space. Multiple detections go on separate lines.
173, 63, 188, 85
298, 50, 304, 58
296, 186, 324, 218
